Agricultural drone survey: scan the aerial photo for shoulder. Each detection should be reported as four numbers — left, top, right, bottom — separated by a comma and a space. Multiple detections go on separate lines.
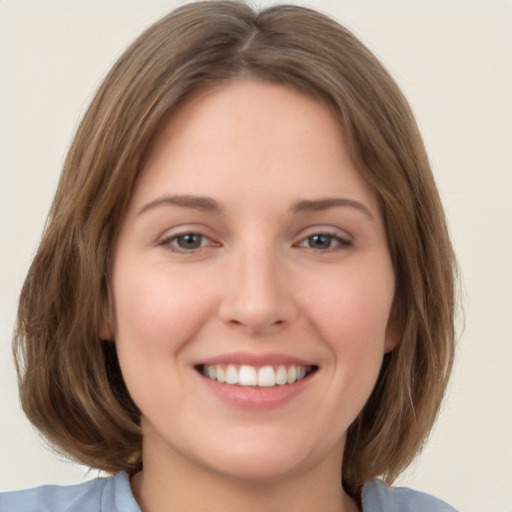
0, 472, 140, 512
0, 477, 105, 512
362, 479, 458, 512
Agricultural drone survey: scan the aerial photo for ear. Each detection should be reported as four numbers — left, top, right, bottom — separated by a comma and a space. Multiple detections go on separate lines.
384, 301, 400, 354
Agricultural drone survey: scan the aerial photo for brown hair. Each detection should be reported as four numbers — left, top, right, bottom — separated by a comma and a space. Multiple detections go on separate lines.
13, 1, 457, 498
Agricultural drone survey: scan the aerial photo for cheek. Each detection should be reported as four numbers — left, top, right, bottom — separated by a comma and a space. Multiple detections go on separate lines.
112, 261, 211, 348
303, 260, 395, 405
289, 263, 395, 445
307, 265, 394, 347
110, 261, 223, 406
111, 264, 208, 407
115, 276, 174, 347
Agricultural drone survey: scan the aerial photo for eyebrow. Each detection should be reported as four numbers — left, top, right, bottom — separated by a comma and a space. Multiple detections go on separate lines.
290, 198, 374, 219
138, 194, 373, 219
138, 195, 222, 215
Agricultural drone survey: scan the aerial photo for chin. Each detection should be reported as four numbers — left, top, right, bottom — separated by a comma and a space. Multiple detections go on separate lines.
204, 453, 309, 483
187, 428, 341, 483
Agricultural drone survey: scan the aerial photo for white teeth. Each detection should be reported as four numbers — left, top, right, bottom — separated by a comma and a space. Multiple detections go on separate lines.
216, 366, 226, 383
239, 365, 257, 386
275, 365, 288, 385
257, 366, 275, 387
225, 365, 239, 384
201, 364, 312, 387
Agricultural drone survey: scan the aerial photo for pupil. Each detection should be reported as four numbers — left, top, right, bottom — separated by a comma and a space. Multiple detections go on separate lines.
310, 234, 331, 249
178, 234, 201, 249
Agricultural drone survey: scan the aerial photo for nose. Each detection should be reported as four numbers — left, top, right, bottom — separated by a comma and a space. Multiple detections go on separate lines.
218, 245, 298, 336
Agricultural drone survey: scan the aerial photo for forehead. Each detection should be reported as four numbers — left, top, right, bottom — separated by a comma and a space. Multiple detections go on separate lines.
130, 78, 378, 216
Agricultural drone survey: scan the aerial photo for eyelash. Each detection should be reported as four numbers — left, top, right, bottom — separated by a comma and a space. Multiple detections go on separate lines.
159, 233, 218, 253
296, 232, 352, 252
159, 230, 352, 254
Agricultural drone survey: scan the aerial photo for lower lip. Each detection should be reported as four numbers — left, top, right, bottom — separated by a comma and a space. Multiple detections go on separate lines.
197, 372, 314, 410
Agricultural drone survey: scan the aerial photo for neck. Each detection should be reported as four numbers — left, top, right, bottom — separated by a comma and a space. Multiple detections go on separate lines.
131, 439, 359, 512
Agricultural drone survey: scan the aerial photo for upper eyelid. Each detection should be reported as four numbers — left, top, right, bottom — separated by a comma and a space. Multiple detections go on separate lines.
160, 232, 217, 247
292, 227, 355, 253
158, 232, 220, 255
157, 224, 217, 241
295, 225, 353, 241
296, 234, 351, 249
155, 224, 353, 245
163, 233, 210, 242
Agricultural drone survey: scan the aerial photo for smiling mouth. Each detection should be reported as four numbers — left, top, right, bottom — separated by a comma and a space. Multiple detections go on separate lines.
196, 364, 318, 388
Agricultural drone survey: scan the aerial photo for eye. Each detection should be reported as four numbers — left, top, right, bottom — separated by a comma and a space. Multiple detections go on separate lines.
297, 233, 351, 251
160, 232, 217, 252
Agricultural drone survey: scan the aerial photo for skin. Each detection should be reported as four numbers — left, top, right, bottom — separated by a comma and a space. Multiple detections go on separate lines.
103, 79, 396, 512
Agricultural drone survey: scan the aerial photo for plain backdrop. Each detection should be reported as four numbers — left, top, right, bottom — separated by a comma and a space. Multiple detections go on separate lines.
1, 1, 511, 511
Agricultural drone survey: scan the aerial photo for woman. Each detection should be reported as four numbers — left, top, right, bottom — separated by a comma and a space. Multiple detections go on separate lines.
2, 2, 457, 511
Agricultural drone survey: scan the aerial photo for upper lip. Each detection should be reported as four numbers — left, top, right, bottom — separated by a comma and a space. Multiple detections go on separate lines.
195, 351, 317, 368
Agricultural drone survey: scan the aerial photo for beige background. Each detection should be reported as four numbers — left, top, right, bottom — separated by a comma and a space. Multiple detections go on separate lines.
1, 1, 511, 511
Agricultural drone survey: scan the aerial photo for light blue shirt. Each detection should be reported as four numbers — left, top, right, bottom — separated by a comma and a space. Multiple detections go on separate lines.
0, 472, 458, 511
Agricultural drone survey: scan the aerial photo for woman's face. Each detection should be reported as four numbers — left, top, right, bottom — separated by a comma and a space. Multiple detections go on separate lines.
106, 79, 396, 481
